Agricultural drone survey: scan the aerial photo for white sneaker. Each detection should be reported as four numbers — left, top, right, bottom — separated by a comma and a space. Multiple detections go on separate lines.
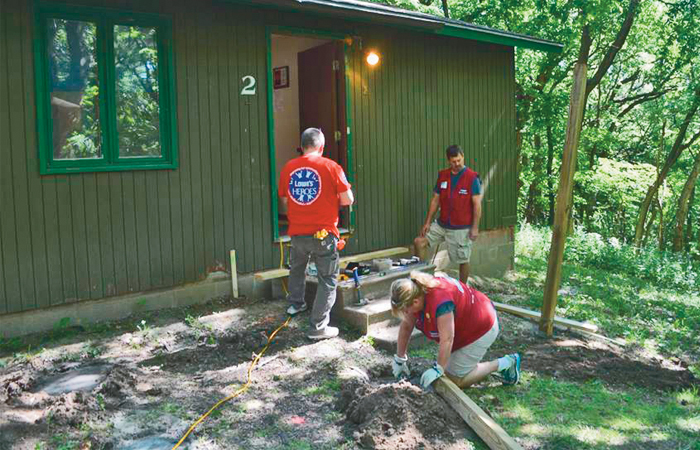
307, 326, 339, 340
287, 303, 308, 316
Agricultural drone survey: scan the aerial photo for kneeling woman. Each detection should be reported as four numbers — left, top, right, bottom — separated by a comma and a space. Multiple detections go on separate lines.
390, 271, 520, 389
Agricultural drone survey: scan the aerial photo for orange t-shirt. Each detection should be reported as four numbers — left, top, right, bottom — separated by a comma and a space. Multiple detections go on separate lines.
278, 154, 351, 237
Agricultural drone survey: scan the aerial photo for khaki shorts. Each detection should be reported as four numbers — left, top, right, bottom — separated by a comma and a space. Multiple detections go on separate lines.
446, 317, 499, 377
425, 221, 473, 264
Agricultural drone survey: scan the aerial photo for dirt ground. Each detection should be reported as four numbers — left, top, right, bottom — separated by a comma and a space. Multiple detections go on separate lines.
0, 289, 697, 450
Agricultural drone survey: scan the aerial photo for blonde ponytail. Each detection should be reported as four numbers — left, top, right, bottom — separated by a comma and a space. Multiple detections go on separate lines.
390, 271, 440, 318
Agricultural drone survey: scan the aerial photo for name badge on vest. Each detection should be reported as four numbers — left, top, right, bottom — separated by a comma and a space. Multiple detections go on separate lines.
459, 188, 468, 195
440, 181, 448, 189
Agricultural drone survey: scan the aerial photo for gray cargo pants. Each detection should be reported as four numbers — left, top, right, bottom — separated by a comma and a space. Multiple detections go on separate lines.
288, 234, 340, 331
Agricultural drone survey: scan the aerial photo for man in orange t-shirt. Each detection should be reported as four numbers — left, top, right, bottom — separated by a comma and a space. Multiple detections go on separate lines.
279, 128, 354, 340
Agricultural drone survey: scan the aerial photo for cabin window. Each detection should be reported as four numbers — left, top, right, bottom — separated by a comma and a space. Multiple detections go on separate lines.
34, 5, 177, 174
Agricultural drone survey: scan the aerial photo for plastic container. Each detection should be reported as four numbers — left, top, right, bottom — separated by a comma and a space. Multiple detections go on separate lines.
372, 258, 393, 272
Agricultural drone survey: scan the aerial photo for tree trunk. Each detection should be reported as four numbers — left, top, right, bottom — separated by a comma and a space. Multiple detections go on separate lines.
540, 25, 590, 336
658, 196, 665, 251
441, 0, 449, 18
643, 201, 657, 246
673, 152, 700, 251
686, 187, 695, 251
634, 86, 700, 247
526, 135, 544, 223
546, 124, 555, 225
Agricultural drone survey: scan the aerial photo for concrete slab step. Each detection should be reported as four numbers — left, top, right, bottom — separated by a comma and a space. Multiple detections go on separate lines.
367, 319, 429, 352
340, 298, 394, 333
335, 263, 435, 308
304, 262, 436, 308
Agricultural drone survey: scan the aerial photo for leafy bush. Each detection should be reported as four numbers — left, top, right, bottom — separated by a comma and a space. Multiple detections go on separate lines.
518, 224, 700, 292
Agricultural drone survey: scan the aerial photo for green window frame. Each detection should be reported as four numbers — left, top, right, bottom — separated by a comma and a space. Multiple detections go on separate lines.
34, 3, 178, 174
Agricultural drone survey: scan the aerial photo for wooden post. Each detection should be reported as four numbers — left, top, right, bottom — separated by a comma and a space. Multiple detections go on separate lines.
230, 250, 239, 298
540, 61, 588, 336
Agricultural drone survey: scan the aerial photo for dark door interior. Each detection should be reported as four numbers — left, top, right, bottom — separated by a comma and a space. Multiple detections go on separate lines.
298, 41, 347, 168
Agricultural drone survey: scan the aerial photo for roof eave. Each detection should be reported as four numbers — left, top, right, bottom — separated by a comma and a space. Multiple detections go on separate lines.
219, 0, 563, 53
439, 24, 563, 53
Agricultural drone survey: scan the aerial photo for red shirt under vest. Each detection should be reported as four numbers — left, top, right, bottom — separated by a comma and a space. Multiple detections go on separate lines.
413, 276, 496, 351
436, 168, 479, 228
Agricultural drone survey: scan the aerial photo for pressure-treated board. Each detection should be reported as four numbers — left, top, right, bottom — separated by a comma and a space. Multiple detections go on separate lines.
254, 246, 411, 281
492, 301, 598, 333
434, 377, 523, 450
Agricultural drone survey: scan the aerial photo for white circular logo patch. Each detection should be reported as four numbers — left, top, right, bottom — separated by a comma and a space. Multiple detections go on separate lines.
289, 167, 322, 205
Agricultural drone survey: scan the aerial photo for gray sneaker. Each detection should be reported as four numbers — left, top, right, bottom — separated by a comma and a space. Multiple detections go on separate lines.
287, 303, 308, 316
307, 326, 339, 340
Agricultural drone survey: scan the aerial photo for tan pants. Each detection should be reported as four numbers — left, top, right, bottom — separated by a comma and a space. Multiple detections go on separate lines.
425, 221, 473, 264
446, 317, 499, 377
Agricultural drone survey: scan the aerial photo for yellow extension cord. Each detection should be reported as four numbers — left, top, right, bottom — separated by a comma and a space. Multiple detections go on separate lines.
173, 231, 363, 448
171, 242, 294, 449
171, 314, 292, 449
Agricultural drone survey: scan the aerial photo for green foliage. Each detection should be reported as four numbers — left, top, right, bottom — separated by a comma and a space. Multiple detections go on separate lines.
185, 314, 214, 339
81, 341, 103, 359
0, 337, 24, 354
573, 158, 659, 239
49, 433, 79, 450
518, 224, 700, 292
514, 225, 700, 357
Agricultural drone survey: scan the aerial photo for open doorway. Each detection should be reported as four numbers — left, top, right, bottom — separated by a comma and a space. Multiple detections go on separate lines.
270, 32, 349, 240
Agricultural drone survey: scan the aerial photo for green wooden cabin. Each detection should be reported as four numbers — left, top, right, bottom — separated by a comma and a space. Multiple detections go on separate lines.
0, 0, 561, 327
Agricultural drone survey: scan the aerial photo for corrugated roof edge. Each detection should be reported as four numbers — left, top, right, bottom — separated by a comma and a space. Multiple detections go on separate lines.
222, 0, 563, 53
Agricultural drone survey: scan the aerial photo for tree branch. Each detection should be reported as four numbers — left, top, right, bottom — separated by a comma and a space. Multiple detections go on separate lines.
586, 0, 640, 95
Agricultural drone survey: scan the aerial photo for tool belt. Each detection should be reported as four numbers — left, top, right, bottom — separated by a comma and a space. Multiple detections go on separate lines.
314, 228, 347, 250
313, 229, 329, 240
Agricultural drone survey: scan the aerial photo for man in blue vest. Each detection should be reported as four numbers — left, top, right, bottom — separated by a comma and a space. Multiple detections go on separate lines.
414, 145, 483, 283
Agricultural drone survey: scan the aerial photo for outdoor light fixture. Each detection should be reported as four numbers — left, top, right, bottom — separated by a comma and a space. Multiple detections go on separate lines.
366, 51, 380, 66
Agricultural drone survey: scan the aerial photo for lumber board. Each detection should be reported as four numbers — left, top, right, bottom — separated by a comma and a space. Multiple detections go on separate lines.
434, 377, 523, 450
254, 247, 410, 281
492, 301, 598, 333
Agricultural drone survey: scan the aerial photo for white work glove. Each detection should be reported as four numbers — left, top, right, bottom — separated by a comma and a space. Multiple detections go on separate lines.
392, 354, 410, 379
420, 363, 444, 389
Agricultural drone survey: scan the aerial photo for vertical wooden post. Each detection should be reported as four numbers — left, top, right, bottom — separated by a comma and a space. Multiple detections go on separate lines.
230, 250, 239, 298
540, 61, 588, 336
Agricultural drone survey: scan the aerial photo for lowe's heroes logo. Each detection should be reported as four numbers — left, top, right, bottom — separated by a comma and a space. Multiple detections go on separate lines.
289, 167, 322, 205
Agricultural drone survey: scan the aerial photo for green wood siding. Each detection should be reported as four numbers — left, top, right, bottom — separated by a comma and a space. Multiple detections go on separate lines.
0, 0, 515, 315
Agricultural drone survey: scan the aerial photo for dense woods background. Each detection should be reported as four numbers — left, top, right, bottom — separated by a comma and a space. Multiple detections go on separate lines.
374, 0, 700, 264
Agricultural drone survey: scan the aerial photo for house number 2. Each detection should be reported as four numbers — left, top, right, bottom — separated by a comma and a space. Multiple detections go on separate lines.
241, 76, 256, 95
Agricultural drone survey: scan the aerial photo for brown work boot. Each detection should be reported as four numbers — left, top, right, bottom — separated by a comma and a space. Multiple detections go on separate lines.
307, 326, 339, 340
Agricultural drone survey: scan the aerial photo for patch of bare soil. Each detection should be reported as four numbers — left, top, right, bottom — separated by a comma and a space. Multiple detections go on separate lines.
471, 274, 698, 392
0, 296, 480, 450
1, 289, 697, 450
489, 314, 697, 393
339, 380, 476, 450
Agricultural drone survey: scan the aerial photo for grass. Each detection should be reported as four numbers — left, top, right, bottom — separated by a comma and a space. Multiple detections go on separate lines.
470, 377, 700, 449
300, 378, 342, 401
508, 225, 700, 365
470, 225, 700, 449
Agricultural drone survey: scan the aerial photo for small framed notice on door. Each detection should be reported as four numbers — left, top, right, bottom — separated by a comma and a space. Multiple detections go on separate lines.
273, 66, 290, 89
